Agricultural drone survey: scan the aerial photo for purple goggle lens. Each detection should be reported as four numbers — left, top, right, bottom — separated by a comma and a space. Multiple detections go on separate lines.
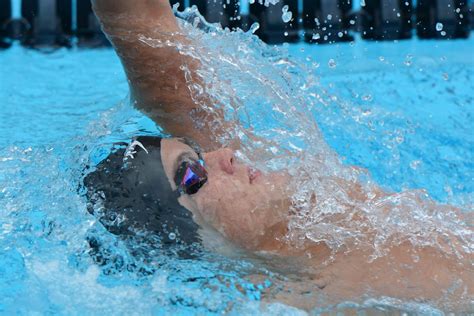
175, 158, 207, 195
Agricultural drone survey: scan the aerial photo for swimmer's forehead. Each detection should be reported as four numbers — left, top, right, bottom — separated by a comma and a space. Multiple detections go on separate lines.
161, 138, 200, 190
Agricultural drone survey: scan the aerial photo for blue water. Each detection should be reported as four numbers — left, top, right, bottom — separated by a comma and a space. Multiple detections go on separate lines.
0, 32, 473, 314
289, 38, 474, 204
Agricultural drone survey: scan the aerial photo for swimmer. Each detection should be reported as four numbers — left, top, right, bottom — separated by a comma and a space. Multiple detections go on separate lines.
89, 0, 473, 312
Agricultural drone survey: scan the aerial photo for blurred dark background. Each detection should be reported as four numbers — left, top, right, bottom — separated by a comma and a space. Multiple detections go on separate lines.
0, 0, 472, 49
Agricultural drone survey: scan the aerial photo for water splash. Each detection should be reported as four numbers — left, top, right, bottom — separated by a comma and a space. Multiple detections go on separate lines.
1, 4, 473, 314
140, 6, 474, 263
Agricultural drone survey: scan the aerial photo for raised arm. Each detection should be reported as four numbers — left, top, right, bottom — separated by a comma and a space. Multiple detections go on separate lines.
91, 0, 220, 149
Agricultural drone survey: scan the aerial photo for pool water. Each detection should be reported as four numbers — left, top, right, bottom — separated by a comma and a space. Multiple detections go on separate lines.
0, 19, 473, 314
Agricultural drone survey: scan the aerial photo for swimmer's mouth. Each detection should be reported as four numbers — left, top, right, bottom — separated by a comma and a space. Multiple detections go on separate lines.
248, 167, 261, 184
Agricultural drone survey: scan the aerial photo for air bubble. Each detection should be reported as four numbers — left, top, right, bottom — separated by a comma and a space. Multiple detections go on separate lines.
338, 32, 344, 38
312, 33, 321, 40
442, 73, 449, 81
360, 0, 366, 7
328, 58, 336, 68
168, 232, 176, 240
349, 19, 355, 25
441, 31, 446, 36
379, 56, 385, 62
436, 22, 443, 31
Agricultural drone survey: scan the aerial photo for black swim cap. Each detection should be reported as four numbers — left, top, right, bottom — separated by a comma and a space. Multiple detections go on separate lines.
83, 136, 200, 247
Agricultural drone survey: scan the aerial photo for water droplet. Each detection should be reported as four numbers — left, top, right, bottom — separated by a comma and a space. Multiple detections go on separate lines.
395, 135, 404, 144
404, 54, 413, 66
168, 232, 176, 240
410, 160, 421, 170
312, 33, 320, 40
442, 72, 449, 80
249, 22, 260, 34
193, 17, 201, 28
328, 58, 336, 68
362, 109, 372, 116
281, 5, 292, 23
436, 22, 444, 31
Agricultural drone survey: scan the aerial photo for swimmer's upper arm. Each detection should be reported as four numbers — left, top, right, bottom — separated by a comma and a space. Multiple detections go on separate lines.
91, 0, 221, 149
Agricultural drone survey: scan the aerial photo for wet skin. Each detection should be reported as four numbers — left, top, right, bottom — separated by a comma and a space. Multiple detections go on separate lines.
91, 1, 474, 311
160, 138, 291, 249
159, 138, 473, 312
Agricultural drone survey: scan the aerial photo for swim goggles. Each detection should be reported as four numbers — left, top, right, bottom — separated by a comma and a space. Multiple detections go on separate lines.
174, 138, 208, 195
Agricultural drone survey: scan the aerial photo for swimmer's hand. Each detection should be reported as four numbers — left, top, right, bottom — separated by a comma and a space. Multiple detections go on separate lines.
92, 0, 222, 149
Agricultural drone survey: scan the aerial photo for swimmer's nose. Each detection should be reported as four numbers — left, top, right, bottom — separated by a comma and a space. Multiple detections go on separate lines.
204, 148, 235, 175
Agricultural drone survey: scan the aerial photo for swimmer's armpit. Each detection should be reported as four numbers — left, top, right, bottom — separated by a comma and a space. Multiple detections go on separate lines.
92, 0, 223, 149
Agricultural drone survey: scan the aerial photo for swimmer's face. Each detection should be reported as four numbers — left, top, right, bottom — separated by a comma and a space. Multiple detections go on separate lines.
160, 138, 289, 249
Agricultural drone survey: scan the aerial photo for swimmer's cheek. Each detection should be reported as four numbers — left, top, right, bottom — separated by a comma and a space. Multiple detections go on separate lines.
195, 199, 260, 248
